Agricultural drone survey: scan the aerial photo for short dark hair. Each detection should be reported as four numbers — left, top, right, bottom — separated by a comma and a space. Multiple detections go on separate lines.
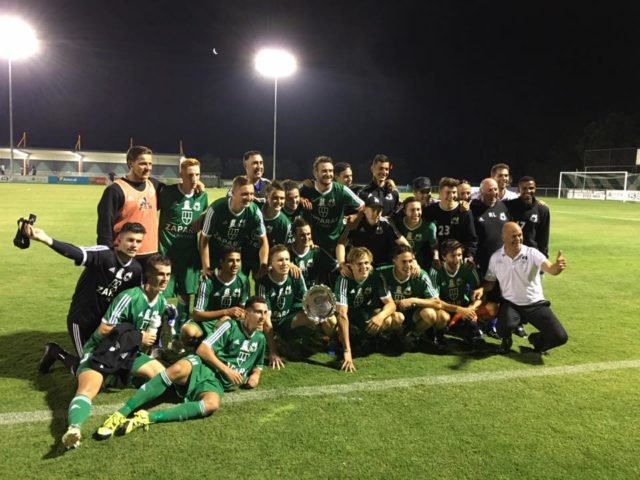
292, 217, 310, 233
441, 239, 463, 257
118, 222, 146, 236
268, 244, 289, 264
334, 162, 352, 176
402, 196, 421, 211
126, 146, 152, 167
267, 180, 285, 195
313, 155, 333, 171
490, 163, 510, 176
243, 150, 262, 162
283, 179, 300, 192
392, 244, 413, 258
145, 254, 171, 276
372, 153, 389, 165
219, 246, 241, 263
439, 177, 459, 189
245, 295, 268, 311
458, 179, 471, 187
518, 175, 536, 184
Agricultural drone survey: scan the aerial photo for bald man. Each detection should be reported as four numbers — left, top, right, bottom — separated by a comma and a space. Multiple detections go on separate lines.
482, 222, 568, 355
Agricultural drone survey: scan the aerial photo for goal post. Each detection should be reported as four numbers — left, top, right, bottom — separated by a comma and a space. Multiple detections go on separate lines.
558, 171, 630, 202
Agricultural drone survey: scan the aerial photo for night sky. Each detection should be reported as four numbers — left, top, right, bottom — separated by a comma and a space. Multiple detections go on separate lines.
1, 0, 640, 184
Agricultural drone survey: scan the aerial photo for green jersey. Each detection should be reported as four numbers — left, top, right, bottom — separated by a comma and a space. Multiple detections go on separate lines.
193, 271, 249, 313
263, 209, 292, 247
202, 197, 266, 267
282, 205, 304, 223
291, 246, 338, 287
202, 319, 266, 389
158, 185, 208, 261
395, 218, 437, 259
429, 264, 481, 306
255, 273, 307, 324
300, 181, 363, 252
377, 265, 439, 302
334, 270, 390, 308
84, 286, 167, 353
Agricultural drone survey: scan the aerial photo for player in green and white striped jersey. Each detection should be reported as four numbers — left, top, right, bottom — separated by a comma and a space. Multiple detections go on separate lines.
62, 255, 171, 449
334, 247, 396, 372
182, 247, 249, 343
96, 296, 267, 438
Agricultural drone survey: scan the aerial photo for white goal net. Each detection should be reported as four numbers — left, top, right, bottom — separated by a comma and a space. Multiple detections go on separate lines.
558, 171, 640, 202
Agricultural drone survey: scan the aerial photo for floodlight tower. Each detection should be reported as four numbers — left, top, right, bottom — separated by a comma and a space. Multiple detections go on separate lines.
0, 16, 38, 178
254, 48, 297, 180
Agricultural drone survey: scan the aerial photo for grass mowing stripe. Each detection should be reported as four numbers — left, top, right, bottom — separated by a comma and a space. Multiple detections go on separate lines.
554, 210, 640, 222
1, 359, 638, 427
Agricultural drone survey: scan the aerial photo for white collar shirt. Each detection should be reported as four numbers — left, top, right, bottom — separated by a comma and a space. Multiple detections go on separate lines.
485, 245, 547, 305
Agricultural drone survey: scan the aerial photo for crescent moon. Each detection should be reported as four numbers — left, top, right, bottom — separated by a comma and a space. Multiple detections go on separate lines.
213, 48, 218, 55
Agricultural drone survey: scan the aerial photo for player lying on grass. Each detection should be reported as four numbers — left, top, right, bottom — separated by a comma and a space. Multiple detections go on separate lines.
61, 255, 171, 449
181, 247, 249, 344
25, 221, 146, 374
256, 244, 337, 369
96, 296, 267, 439
334, 247, 397, 372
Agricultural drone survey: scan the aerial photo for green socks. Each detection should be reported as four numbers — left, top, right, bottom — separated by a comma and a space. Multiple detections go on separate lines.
118, 372, 172, 417
149, 400, 206, 423
67, 394, 92, 427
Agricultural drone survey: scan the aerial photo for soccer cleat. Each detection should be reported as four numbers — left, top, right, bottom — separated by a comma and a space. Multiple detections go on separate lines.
117, 410, 150, 436
62, 425, 81, 449
515, 325, 528, 338
38, 342, 60, 374
495, 336, 513, 354
96, 412, 127, 440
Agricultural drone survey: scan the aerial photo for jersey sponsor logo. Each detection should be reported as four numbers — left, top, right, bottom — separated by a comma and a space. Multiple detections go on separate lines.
139, 196, 152, 211
500, 212, 507, 221
328, 198, 336, 207
530, 214, 538, 223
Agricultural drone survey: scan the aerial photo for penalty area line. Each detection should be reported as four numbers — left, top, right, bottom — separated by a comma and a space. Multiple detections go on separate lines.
1, 359, 639, 426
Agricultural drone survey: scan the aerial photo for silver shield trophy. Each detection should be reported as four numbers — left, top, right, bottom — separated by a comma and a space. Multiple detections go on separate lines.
303, 284, 337, 324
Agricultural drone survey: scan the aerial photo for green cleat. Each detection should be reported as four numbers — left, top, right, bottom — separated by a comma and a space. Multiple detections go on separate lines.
117, 410, 151, 436
96, 411, 127, 440
62, 425, 81, 449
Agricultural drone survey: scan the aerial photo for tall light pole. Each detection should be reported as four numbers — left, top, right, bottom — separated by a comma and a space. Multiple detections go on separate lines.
254, 48, 297, 180
0, 16, 38, 178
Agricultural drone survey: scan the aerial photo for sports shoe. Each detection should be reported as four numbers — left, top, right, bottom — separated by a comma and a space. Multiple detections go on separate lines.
168, 339, 185, 355
495, 336, 513, 354
515, 325, 528, 338
483, 324, 501, 340
96, 412, 127, 440
117, 410, 150, 436
62, 425, 81, 449
38, 342, 60, 374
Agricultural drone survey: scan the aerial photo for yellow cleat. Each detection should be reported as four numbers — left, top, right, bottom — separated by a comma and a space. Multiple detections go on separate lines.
117, 410, 150, 436
96, 411, 127, 440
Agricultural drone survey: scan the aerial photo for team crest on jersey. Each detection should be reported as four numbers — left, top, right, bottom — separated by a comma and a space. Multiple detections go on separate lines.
228, 218, 245, 240
328, 198, 336, 207
354, 291, 364, 307
530, 214, 538, 223
181, 201, 193, 224
139, 196, 152, 211
500, 212, 507, 221
451, 216, 459, 225
376, 225, 383, 234
221, 288, 232, 308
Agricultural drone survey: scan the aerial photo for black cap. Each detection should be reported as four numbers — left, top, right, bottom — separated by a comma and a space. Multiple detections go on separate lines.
364, 195, 383, 208
412, 176, 431, 192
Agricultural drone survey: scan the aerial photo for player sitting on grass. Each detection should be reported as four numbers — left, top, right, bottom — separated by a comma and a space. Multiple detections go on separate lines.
256, 244, 337, 369
27, 221, 146, 374
61, 255, 171, 449
181, 247, 249, 345
334, 247, 397, 372
96, 296, 267, 439
429, 239, 485, 345
377, 245, 445, 346
394, 196, 438, 269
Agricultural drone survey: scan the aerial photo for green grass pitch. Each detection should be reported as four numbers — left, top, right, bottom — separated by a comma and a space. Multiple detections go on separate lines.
0, 184, 639, 479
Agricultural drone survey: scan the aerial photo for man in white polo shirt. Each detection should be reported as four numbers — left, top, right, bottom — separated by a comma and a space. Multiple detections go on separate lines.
483, 222, 568, 355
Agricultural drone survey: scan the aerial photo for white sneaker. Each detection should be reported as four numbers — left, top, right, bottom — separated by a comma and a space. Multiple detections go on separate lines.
62, 425, 81, 449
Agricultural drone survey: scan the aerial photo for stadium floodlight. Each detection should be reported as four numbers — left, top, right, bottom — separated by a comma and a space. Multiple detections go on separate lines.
254, 48, 297, 180
0, 16, 39, 179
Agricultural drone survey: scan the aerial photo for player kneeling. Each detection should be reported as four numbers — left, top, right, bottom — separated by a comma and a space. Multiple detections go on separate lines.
62, 255, 171, 449
181, 247, 249, 345
335, 247, 397, 372
256, 245, 337, 369
377, 245, 445, 346
97, 296, 267, 439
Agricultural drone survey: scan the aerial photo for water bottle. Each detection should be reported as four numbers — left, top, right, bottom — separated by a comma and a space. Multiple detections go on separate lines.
146, 315, 162, 337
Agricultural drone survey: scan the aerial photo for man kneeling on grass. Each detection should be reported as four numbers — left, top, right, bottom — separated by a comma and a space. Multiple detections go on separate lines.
96, 296, 267, 439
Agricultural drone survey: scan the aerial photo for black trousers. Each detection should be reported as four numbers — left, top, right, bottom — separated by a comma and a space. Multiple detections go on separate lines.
496, 300, 568, 352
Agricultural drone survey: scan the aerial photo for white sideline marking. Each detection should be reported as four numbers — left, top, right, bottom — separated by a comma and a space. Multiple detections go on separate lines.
554, 210, 640, 222
1, 359, 639, 426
